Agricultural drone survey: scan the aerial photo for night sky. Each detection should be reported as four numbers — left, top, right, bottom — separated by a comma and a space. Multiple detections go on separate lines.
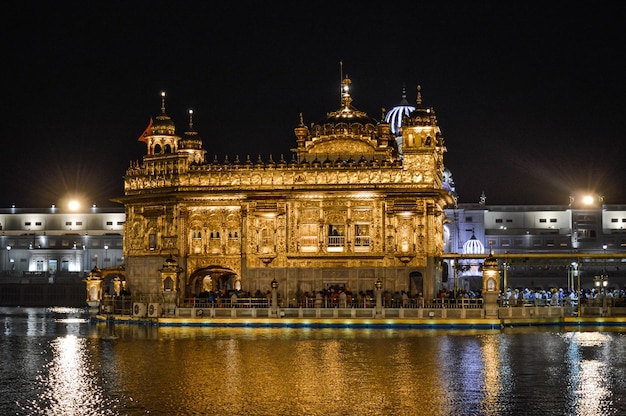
3, 1, 625, 208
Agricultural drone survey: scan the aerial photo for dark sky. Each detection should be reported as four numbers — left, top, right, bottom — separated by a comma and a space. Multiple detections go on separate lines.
3, 1, 625, 208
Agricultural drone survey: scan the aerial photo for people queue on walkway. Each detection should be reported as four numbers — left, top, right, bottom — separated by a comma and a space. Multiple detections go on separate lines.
499, 287, 625, 307
192, 285, 423, 308
190, 284, 625, 309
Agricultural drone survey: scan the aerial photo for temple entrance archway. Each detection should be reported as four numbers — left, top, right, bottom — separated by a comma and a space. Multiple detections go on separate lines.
101, 268, 127, 296
188, 265, 239, 296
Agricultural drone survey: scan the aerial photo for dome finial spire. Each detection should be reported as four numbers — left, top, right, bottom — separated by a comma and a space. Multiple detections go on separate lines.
188, 109, 194, 130
339, 60, 343, 85
160, 91, 167, 114
341, 74, 352, 108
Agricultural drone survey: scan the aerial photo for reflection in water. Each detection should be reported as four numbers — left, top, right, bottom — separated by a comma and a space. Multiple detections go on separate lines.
1, 308, 625, 416
24, 335, 115, 416
563, 332, 615, 416
481, 336, 506, 415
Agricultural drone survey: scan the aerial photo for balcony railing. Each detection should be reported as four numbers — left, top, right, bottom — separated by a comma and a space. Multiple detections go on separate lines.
327, 235, 345, 247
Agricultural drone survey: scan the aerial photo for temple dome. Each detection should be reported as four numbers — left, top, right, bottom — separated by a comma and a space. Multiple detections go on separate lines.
404, 85, 439, 127
314, 75, 378, 128
483, 252, 499, 268
385, 87, 415, 136
179, 110, 203, 150
151, 92, 176, 135
462, 234, 485, 255
152, 113, 176, 135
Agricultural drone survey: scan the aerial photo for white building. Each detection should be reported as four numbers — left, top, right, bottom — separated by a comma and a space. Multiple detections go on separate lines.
443, 194, 626, 290
0, 205, 124, 281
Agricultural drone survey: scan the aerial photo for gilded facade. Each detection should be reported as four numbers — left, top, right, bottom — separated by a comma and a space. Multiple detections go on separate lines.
116, 78, 455, 302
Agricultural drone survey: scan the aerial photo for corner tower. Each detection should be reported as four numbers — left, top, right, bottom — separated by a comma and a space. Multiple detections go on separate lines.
401, 86, 446, 188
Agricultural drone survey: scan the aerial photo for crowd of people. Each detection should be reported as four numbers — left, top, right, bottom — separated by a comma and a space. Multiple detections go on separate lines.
193, 285, 423, 308
500, 287, 625, 307
190, 285, 625, 308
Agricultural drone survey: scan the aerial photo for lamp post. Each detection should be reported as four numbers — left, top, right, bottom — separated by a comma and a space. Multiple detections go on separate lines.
6, 245, 11, 274
602, 276, 609, 312
600, 244, 609, 314
104, 245, 109, 268
502, 260, 510, 295
574, 261, 582, 317
594, 275, 609, 315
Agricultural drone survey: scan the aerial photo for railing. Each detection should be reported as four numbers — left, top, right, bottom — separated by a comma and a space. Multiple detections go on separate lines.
427, 298, 484, 309
101, 296, 486, 312
23, 271, 49, 277
327, 235, 345, 247
299, 236, 318, 246
182, 297, 271, 309
98, 295, 625, 318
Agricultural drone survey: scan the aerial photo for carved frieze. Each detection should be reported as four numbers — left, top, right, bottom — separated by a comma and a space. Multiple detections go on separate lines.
351, 209, 372, 222
300, 209, 319, 223
325, 210, 346, 224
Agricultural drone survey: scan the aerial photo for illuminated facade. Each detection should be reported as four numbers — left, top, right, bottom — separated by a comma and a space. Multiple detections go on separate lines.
0, 206, 124, 279
116, 78, 454, 302
443, 195, 626, 290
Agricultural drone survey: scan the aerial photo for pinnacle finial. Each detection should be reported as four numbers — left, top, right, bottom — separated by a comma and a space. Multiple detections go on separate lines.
160, 91, 166, 114
341, 74, 352, 108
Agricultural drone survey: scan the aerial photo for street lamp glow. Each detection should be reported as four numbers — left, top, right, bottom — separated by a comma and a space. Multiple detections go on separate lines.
582, 195, 594, 205
68, 200, 80, 211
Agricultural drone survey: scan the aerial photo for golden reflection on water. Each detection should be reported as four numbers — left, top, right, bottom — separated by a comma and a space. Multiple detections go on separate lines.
26, 335, 115, 416
8, 314, 623, 416
480, 336, 505, 415
98, 326, 506, 415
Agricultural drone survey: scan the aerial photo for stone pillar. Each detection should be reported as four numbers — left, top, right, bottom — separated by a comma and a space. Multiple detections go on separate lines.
271, 278, 279, 317
482, 251, 500, 318
375, 278, 383, 318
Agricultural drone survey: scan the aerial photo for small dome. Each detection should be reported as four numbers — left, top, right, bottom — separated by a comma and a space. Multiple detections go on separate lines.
179, 130, 202, 149
151, 113, 175, 135
462, 234, 485, 255
151, 92, 176, 135
179, 110, 203, 150
385, 87, 415, 136
483, 252, 499, 268
405, 85, 438, 127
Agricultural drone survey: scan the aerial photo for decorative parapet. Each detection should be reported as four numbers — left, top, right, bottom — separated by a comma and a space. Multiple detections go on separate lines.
125, 163, 437, 193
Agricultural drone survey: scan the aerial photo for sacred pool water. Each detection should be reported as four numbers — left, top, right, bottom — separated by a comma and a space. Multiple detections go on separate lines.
1, 307, 625, 415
